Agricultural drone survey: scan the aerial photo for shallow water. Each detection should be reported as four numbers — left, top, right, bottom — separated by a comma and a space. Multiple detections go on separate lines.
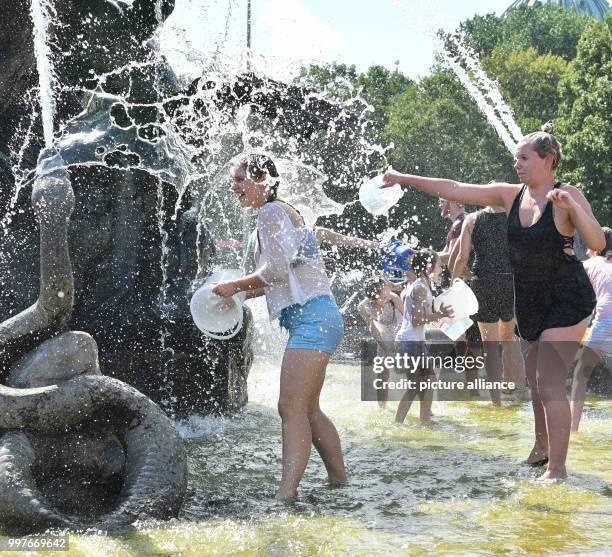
1, 359, 611, 556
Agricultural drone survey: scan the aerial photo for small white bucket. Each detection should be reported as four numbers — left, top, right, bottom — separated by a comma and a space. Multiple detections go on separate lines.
433, 279, 479, 341
190, 269, 247, 340
358, 174, 404, 216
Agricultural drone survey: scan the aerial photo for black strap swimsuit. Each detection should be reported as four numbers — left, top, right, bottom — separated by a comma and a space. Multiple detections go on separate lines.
507, 182, 596, 341
470, 210, 515, 323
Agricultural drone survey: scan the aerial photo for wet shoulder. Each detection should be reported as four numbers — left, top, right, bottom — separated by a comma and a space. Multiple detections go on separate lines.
271, 200, 304, 228
557, 183, 585, 202
257, 202, 298, 230
464, 211, 477, 225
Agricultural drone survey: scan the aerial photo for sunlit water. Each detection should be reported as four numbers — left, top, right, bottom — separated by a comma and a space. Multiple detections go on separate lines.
29, 0, 57, 148
3, 2, 609, 554
395, 0, 524, 152
3, 359, 609, 556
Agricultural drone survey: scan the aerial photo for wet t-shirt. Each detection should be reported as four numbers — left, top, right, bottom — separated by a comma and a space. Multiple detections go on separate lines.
254, 201, 332, 319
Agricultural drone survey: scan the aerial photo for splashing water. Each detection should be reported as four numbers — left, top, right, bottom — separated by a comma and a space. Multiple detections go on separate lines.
9, 0, 394, 395
394, 0, 524, 152
446, 30, 524, 146
103, 0, 134, 12
30, 0, 57, 149
53, 90, 198, 193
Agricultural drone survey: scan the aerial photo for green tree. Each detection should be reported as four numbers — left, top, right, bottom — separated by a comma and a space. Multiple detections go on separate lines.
382, 71, 516, 248
356, 65, 413, 131
460, 4, 591, 60
484, 46, 570, 132
295, 62, 359, 101
558, 15, 612, 224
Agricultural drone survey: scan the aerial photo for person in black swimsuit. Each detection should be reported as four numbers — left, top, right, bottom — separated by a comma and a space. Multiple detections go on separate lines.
452, 207, 527, 405
381, 122, 605, 481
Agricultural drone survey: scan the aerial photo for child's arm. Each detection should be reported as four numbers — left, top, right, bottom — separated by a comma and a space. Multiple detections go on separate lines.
411, 285, 453, 327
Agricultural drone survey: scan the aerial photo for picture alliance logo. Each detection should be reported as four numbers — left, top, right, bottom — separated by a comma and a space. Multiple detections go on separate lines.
371, 375, 517, 393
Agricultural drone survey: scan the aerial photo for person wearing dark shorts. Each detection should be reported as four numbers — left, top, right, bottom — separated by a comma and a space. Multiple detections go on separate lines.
381, 122, 605, 481
453, 207, 527, 405
507, 184, 596, 341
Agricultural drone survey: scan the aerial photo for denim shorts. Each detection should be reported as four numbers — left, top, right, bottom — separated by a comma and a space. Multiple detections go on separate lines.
586, 315, 612, 355
395, 340, 432, 375
279, 295, 344, 354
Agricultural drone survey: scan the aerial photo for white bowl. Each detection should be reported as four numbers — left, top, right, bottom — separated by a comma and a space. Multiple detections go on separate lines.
358, 174, 404, 216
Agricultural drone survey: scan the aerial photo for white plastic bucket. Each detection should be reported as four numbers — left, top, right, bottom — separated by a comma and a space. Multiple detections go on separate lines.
190, 269, 247, 340
358, 174, 404, 216
433, 279, 479, 341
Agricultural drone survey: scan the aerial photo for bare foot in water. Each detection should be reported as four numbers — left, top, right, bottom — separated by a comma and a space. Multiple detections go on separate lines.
525, 444, 548, 466
535, 468, 567, 483
274, 490, 298, 503
327, 478, 349, 489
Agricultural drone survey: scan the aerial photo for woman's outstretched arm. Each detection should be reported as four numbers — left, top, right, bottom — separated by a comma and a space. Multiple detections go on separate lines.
382, 168, 519, 210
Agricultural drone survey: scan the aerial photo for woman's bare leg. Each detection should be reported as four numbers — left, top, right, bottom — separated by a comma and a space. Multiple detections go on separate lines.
306, 354, 348, 484
570, 345, 601, 431
457, 339, 480, 398
421, 367, 435, 418
276, 349, 345, 500
477, 321, 502, 405
536, 321, 587, 480
525, 341, 549, 464
418, 369, 434, 420
499, 319, 527, 400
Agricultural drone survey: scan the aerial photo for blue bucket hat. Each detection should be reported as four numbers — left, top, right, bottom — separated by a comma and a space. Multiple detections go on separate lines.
380, 239, 413, 273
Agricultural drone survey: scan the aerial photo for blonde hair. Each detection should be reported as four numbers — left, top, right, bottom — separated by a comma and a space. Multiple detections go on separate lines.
519, 122, 563, 170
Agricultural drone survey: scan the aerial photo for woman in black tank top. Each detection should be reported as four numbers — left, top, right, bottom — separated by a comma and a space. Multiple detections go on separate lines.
507, 182, 596, 341
380, 124, 605, 482
452, 208, 526, 405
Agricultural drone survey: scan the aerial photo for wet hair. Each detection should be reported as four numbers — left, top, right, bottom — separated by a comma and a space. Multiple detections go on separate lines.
363, 276, 386, 301
519, 122, 563, 170
599, 227, 612, 260
236, 153, 280, 201
411, 248, 438, 277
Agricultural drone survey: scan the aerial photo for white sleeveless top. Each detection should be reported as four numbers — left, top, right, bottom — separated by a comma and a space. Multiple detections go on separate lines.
395, 277, 432, 342
254, 202, 332, 319
358, 299, 402, 342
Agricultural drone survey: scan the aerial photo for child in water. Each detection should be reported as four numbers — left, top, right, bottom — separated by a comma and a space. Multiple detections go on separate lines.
395, 249, 454, 423
358, 276, 403, 408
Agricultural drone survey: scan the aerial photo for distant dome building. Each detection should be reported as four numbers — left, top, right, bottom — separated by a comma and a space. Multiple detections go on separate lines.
504, 0, 611, 21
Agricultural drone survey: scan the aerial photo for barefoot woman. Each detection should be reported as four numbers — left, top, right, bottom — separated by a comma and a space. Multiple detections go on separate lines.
213, 154, 373, 499
381, 124, 605, 481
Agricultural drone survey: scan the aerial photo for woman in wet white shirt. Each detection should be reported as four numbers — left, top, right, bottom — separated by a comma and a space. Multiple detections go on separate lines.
213, 153, 375, 501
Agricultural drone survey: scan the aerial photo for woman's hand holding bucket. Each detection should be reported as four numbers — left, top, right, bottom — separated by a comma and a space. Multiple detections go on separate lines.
212, 281, 240, 298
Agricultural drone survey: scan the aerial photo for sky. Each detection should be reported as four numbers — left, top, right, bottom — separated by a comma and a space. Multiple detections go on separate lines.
160, 0, 513, 81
